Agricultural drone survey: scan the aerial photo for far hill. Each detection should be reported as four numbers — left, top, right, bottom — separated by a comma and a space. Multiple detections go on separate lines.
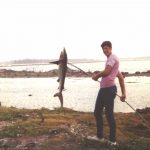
0, 59, 101, 65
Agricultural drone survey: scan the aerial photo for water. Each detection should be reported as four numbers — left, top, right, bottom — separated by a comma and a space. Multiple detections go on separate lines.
1, 59, 150, 73
71, 59, 150, 73
0, 76, 150, 112
0, 58, 150, 112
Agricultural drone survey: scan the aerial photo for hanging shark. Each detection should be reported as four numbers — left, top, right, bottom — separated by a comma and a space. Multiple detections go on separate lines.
50, 48, 67, 107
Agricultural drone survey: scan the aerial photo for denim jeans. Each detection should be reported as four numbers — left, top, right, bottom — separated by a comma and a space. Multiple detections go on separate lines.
94, 85, 117, 142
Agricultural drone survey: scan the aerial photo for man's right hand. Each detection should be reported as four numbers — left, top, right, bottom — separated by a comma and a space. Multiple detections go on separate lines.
92, 71, 101, 81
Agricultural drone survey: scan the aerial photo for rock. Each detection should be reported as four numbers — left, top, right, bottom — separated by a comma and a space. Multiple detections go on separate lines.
48, 129, 60, 136
135, 71, 140, 74
136, 107, 150, 113
0, 138, 20, 148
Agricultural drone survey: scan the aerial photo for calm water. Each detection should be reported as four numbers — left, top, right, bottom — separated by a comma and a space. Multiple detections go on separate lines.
0, 76, 150, 112
0, 59, 150, 112
1, 59, 150, 73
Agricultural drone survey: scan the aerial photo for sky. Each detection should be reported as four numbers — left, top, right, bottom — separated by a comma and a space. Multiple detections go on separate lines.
0, 0, 150, 61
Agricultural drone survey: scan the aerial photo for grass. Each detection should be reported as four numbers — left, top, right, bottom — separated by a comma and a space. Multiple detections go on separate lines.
0, 106, 150, 150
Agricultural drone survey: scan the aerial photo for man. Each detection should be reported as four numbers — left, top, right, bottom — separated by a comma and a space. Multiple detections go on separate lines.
90, 41, 126, 145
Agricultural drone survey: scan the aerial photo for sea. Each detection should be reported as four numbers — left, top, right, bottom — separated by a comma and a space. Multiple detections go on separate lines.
0, 58, 150, 112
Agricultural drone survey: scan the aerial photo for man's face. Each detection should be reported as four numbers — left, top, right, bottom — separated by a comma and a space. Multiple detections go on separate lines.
102, 46, 112, 57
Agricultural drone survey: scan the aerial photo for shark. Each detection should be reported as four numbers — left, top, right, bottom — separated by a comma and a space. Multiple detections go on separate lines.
50, 48, 67, 107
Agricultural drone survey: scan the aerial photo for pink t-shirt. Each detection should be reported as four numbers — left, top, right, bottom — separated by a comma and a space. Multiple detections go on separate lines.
100, 54, 119, 88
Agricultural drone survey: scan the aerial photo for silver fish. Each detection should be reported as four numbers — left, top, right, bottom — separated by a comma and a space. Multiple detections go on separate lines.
50, 48, 67, 107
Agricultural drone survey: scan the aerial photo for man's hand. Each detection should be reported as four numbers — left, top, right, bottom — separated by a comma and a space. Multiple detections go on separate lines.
92, 71, 101, 81
120, 95, 126, 102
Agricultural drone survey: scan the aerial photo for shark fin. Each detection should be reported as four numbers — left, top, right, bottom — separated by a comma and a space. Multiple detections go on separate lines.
49, 60, 60, 65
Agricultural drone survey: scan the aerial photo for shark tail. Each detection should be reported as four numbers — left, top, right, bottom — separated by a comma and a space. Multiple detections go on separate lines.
54, 92, 63, 108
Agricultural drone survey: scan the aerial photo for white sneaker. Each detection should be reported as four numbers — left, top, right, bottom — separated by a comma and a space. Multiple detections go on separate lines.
87, 136, 105, 142
107, 141, 118, 146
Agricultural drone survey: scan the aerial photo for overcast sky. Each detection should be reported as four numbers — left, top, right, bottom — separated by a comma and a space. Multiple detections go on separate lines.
0, 0, 150, 61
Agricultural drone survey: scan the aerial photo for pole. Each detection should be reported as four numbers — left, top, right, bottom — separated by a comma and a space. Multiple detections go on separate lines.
67, 62, 90, 76
116, 94, 150, 129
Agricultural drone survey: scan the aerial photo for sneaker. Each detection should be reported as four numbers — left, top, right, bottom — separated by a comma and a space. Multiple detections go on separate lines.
87, 136, 105, 142
107, 141, 118, 146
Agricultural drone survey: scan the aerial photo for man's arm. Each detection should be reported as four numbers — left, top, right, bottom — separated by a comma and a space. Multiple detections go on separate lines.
117, 72, 126, 102
92, 65, 112, 81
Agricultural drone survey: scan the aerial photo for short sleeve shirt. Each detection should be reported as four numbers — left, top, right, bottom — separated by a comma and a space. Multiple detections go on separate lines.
100, 54, 119, 88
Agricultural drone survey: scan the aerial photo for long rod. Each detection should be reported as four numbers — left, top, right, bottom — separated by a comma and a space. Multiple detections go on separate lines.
116, 94, 150, 129
67, 62, 90, 76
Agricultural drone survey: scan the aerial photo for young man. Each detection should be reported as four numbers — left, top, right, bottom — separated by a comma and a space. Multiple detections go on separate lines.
90, 41, 126, 145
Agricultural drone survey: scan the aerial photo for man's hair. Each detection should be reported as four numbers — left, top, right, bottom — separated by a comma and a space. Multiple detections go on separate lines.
101, 41, 112, 48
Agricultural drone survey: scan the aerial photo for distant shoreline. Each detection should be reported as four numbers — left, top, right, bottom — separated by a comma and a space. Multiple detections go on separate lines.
0, 69, 150, 78
0, 56, 150, 66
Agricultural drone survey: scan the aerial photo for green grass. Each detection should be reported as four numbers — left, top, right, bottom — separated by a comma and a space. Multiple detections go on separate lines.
0, 106, 150, 150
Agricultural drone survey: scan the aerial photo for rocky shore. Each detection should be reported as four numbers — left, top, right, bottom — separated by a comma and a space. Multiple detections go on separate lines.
0, 69, 150, 78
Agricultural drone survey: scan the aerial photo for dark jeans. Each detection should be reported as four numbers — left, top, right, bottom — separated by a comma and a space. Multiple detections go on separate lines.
94, 85, 117, 142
